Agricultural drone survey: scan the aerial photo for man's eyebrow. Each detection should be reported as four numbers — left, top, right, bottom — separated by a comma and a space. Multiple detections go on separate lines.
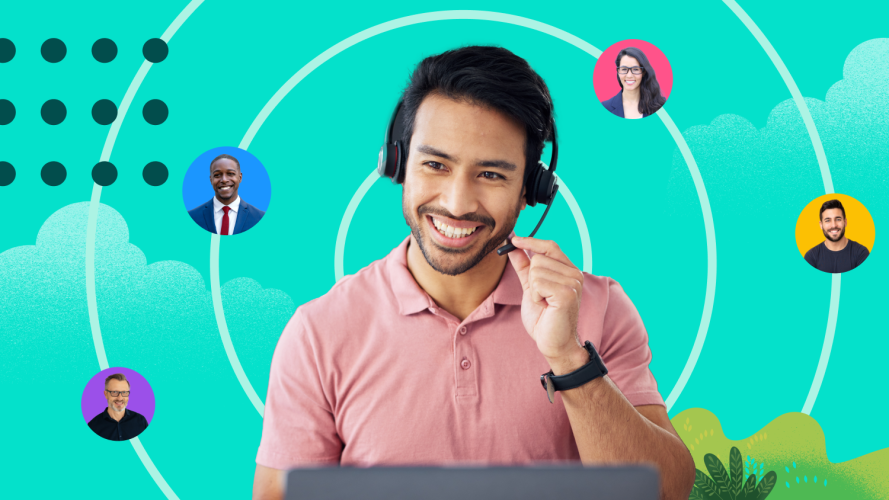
417, 144, 456, 161
477, 159, 517, 171
416, 144, 517, 171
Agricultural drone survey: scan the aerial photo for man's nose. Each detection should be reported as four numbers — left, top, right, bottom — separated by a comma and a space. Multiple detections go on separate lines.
439, 175, 479, 217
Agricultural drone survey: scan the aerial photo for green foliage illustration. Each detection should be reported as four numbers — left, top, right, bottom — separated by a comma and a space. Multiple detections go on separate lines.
691, 446, 777, 500
783, 460, 828, 490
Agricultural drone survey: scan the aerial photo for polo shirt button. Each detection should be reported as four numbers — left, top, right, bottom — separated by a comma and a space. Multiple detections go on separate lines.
461, 358, 471, 370
460, 326, 467, 335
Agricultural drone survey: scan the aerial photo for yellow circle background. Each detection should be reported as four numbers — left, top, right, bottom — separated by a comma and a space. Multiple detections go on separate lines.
795, 193, 875, 257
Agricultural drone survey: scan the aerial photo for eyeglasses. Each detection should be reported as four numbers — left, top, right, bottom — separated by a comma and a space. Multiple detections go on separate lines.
617, 66, 643, 75
106, 390, 130, 397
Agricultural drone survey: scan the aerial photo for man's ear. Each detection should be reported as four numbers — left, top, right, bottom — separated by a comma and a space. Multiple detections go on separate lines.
520, 186, 527, 211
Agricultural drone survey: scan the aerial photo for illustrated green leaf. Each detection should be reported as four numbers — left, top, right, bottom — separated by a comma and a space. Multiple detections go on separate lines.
705, 454, 731, 497
754, 471, 777, 499
729, 447, 744, 496
690, 485, 706, 500
737, 473, 757, 500
695, 468, 723, 500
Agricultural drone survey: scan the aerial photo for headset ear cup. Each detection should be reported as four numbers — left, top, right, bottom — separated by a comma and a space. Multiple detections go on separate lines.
525, 163, 542, 207
378, 143, 399, 181
536, 169, 556, 205
394, 141, 406, 184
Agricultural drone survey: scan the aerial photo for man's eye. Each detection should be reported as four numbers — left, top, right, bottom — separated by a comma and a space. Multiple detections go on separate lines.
425, 161, 446, 170
481, 171, 504, 180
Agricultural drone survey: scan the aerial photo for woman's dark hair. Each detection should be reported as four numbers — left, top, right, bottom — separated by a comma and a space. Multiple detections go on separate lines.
400, 46, 554, 182
615, 47, 666, 116
820, 199, 846, 219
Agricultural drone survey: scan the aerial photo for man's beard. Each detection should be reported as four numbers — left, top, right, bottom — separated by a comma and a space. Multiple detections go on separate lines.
823, 226, 845, 242
403, 194, 522, 276
109, 401, 127, 413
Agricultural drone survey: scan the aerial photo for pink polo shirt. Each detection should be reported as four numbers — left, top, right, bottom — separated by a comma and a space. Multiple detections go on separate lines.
256, 237, 664, 469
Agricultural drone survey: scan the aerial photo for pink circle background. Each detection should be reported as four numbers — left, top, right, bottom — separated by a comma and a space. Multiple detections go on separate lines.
593, 39, 673, 104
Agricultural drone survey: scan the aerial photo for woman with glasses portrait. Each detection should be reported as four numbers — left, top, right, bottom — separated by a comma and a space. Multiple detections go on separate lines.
601, 47, 667, 119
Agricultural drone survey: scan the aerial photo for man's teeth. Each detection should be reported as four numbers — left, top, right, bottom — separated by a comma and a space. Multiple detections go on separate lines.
432, 218, 478, 238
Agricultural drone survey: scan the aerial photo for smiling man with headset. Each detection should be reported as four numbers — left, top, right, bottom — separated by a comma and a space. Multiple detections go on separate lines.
253, 45, 694, 500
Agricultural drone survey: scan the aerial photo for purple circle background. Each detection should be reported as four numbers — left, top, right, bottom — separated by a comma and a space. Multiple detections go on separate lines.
81, 367, 155, 425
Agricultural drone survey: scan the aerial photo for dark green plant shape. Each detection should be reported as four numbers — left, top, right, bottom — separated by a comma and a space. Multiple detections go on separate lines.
690, 446, 777, 500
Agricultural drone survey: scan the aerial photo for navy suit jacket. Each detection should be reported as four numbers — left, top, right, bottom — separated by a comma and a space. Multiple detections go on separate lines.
188, 198, 265, 235
601, 90, 651, 119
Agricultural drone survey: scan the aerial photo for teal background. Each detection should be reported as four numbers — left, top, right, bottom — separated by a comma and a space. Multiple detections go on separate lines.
1, 1, 887, 498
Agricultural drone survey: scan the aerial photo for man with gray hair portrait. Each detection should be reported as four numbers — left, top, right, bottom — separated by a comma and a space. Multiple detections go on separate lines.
87, 373, 149, 441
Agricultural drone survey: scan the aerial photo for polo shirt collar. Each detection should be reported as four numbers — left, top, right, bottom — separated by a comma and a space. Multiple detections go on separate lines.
386, 236, 524, 316
104, 407, 130, 421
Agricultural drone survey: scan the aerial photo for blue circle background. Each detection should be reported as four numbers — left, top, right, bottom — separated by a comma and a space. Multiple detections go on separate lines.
181, 146, 271, 214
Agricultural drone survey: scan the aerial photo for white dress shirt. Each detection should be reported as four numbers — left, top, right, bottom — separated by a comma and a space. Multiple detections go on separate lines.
213, 195, 240, 235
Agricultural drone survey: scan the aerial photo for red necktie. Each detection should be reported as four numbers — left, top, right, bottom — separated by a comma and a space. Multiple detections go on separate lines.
221, 206, 230, 235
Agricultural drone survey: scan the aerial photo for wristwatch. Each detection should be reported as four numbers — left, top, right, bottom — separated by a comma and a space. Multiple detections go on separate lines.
540, 341, 608, 403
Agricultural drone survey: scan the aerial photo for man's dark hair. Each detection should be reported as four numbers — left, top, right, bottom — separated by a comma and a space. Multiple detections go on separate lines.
399, 46, 554, 183
210, 153, 240, 173
820, 199, 845, 219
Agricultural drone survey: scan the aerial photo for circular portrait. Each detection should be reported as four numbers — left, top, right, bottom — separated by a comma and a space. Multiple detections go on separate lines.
81, 367, 155, 442
795, 194, 875, 274
183, 146, 271, 235
593, 39, 673, 119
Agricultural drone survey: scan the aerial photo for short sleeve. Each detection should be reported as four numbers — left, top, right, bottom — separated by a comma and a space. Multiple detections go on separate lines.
256, 308, 343, 469
854, 243, 870, 268
597, 280, 665, 408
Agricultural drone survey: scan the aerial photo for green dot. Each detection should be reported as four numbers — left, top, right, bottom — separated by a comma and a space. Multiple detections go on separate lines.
92, 99, 118, 125
0, 38, 15, 63
41, 38, 66, 63
143, 38, 168, 63
41, 161, 67, 186
41, 99, 66, 125
143, 99, 168, 125
0, 99, 14, 125
143, 161, 168, 186
92, 38, 118, 63
92, 161, 118, 186
0, 161, 15, 186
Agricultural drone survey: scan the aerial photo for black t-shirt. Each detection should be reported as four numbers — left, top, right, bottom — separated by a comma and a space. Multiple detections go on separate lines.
804, 239, 869, 273
88, 408, 149, 441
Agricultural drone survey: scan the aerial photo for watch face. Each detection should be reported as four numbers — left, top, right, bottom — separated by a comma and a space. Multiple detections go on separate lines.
545, 374, 556, 404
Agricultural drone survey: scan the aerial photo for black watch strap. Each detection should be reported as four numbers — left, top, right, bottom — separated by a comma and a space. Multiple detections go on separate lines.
540, 341, 608, 403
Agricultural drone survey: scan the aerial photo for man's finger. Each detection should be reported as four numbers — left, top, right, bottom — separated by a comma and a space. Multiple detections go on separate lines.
529, 266, 583, 298
511, 237, 574, 268
530, 254, 585, 285
529, 276, 578, 309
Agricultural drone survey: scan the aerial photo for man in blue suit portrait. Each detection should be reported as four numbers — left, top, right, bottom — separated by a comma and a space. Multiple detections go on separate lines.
188, 154, 265, 235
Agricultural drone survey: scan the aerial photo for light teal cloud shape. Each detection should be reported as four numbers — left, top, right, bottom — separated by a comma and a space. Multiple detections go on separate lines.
0, 202, 293, 498
2, 202, 292, 397
665, 38, 887, 463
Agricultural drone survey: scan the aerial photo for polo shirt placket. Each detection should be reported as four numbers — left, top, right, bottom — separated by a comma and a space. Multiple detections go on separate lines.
256, 236, 665, 468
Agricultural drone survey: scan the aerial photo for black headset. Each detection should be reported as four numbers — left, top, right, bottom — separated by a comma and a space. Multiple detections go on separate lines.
378, 100, 559, 255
